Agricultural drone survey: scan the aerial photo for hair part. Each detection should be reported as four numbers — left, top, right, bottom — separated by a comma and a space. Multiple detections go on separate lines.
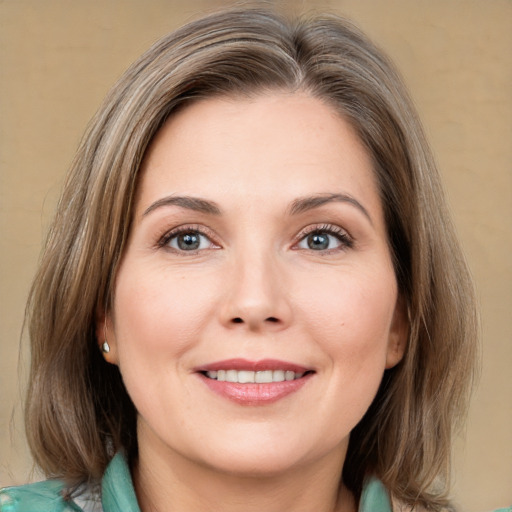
25, 7, 477, 510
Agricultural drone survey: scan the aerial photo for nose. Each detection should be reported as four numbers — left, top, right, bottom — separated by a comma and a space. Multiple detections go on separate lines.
219, 252, 293, 332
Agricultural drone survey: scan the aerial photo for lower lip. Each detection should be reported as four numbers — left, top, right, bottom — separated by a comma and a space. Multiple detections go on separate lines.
198, 373, 313, 406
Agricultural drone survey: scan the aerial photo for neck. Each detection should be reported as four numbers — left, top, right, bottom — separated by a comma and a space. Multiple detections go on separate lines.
133, 432, 356, 512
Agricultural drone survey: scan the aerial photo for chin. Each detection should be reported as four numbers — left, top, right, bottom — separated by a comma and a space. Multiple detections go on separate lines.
201, 450, 306, 478
190, 431, 340, 479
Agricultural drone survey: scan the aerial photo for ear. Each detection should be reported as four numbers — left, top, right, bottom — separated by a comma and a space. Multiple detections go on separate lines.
96, 310, 119, 365
385, 295, 409, 369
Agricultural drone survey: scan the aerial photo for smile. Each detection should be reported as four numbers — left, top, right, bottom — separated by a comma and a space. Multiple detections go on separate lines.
204, 370, 305, 383
195, 359, 314, 405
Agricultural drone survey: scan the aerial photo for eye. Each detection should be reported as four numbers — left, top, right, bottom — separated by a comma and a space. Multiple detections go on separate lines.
296, 225, 353, 252
161, 228, 217, 252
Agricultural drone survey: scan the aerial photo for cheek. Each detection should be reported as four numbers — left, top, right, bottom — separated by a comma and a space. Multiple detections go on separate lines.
111, 264, 219, 363
300, 266, 396, 334
297, 265, 397, 375
283, 266, 397, 449
109, 264, 222, 425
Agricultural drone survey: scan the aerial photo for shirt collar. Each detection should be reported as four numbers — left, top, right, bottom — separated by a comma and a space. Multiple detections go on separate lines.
101, 452, 392, 512
358, 477, 393, 511
101, 452, 141, 512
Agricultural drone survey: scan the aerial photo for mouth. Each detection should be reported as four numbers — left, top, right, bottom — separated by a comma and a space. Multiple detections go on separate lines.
202, 369, 309, 383
194, 359, 315, 405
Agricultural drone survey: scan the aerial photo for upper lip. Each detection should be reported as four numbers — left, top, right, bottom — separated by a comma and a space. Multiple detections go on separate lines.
193, 358, 313, 373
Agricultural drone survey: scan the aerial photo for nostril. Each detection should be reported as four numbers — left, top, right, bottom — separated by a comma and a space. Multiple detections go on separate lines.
231, 316, 279, 324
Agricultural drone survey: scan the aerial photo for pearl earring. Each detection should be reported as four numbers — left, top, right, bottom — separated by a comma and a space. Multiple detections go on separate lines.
101, 341, 110, 354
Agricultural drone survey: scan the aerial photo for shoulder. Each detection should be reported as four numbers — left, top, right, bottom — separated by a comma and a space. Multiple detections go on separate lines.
0, 479, 78, 511
0, 480, 101, 512
391, 495, 511, 512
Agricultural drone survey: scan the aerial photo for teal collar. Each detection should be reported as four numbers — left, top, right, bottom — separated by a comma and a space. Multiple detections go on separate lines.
0, 452, 392, 511
359, 477, 392, 511
101, 452, 392, 512
101, 452, 141, 512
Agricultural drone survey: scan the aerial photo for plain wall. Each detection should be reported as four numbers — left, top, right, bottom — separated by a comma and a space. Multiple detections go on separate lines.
1, 1, 510, 510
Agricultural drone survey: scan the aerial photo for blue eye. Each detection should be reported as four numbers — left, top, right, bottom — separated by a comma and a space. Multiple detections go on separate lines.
166, 230, 213, 251
297, 227, 352, 252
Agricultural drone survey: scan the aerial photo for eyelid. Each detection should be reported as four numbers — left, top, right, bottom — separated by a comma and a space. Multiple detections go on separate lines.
157, 224, 221, 251
292, 223, 354, 250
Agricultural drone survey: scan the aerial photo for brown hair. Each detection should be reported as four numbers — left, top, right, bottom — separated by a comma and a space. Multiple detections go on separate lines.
25, 6, 477, 509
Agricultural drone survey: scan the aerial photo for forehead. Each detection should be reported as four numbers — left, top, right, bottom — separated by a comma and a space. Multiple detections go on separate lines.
137, 92, 382, 219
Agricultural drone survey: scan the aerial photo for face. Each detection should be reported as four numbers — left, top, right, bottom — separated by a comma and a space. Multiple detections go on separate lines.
101, 92, 406, 477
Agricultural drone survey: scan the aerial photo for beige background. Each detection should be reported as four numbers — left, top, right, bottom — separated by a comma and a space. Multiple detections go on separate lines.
0, 1, 510, 510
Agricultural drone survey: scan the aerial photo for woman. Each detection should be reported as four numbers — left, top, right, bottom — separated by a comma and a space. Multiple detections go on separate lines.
0, 6, 488, 512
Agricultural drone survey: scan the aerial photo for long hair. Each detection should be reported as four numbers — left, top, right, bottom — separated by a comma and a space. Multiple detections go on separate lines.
25, 7, 477, 509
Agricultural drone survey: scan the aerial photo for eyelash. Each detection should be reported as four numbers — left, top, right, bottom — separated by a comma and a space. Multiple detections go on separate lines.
294, 224, 354, 253
157, 225, 219, 253
156, 223, 354, 254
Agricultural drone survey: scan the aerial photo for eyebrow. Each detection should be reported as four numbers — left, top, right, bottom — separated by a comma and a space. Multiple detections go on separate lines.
288, 193, 373, 224
142, 192, 372, 224
143, 196, 222, 216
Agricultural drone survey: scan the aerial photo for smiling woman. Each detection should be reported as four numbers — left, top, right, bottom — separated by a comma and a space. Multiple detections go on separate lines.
0, 6, 488, 512
102, 94, 407, 504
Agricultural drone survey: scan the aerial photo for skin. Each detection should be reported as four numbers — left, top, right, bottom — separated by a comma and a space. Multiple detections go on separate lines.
99, 92, 407, 512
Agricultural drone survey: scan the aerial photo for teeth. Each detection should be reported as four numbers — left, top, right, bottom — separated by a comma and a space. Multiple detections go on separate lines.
255, 370, 272, 383
206, 370, 305, 383
226, 370, 238, 382
285, 370, 295, 381
238, 370, 255, 383
273, 370, 285, 382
